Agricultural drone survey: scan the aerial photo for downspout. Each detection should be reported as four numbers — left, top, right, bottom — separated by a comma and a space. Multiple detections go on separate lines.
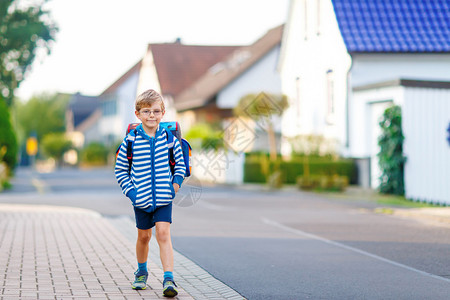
345, 55, 353, 150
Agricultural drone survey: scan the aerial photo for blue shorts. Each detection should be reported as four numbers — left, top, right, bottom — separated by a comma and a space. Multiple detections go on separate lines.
134, 203, 172, 230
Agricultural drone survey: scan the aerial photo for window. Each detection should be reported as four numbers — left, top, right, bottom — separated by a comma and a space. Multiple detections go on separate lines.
296, 76, 301, 120
316, 0, 321, 35
101, 95, 117, 116
326, 69, 335, 123
304, 0, 308, 40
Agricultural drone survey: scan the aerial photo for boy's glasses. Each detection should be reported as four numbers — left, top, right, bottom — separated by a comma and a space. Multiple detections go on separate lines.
140, 109, 162, 116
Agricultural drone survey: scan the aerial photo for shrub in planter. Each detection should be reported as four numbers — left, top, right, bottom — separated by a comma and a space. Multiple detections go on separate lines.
297, 174, 349, 192
296, 175, 317, 190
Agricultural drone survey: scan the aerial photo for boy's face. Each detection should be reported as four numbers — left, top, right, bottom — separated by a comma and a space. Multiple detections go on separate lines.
135, 101, 165, 134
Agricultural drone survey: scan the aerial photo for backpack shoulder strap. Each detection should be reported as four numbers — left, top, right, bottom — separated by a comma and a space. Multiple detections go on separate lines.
126, 129, 137, 174
165, 128, 175, 149
164, 129, 176, 171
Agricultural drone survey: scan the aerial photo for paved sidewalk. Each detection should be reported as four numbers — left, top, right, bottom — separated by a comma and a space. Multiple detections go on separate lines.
0, 204, 243, 300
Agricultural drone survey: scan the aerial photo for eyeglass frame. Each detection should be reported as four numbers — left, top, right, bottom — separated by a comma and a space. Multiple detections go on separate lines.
139, 109, 163, 117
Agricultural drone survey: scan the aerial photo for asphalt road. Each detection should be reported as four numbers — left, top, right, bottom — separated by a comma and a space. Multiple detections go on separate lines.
1, 167, 449, 299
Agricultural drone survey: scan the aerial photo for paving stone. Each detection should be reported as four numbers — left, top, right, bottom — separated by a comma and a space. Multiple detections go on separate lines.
0, 205, 195, 300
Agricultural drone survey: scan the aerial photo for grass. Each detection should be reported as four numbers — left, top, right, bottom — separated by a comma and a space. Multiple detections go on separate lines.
375, 194, 442, 208
314, 186, 443, 208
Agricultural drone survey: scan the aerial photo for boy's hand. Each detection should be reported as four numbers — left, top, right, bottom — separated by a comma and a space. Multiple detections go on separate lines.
173, 183, 180, 194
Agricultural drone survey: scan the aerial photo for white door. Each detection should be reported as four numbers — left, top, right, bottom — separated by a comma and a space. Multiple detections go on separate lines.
368, 100, 393, 189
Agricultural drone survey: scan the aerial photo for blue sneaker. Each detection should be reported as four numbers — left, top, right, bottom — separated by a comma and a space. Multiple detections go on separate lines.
163, 278, 178, 297
132, 270, 148, 290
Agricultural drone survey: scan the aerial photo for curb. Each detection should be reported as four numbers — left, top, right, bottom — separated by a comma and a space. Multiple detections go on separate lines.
0, 203, 244, 300
389, 207, 450, 227
108, 215, 245, 300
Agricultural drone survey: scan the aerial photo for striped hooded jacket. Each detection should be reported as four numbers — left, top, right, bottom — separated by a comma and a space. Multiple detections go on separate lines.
115, 124, 186, 212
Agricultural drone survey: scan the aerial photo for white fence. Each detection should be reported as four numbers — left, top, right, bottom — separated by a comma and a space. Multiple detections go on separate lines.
191, 149, 245, 185
403, 86, 450, 205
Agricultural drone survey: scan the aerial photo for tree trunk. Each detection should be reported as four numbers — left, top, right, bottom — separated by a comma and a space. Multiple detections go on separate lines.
267, 123, 277, 162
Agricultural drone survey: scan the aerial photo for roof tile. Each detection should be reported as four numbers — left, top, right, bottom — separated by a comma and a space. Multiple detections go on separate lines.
332, 0, 450, 52
150, 43, 240, 97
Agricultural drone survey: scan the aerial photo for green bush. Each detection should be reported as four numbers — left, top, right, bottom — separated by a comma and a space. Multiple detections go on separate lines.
185, 123, 223, 150
41, 133, 73, 166
202, 136, 224, 150
378, 105, 405, 195
0, 98, 18, 171
81, 142, 108, 165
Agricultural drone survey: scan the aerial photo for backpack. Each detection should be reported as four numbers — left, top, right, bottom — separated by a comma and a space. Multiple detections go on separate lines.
116, 122, 192, 177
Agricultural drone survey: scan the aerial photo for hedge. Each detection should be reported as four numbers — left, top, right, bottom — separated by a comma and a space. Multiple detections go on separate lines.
244, 157, 357, 184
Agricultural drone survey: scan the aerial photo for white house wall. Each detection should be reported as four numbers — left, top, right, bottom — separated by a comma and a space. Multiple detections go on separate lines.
348, 53, 450, 189
351, 54, 450, 87
137, 48, 176, 124
403, 87, 450, 205
137, 48, 162, 96
121, 72, 141, 131
216, 46, 282, 109
350, 85, 403, 188
279, 0, 351, 156
99, 70, 140, 143
350, 86, 404, 157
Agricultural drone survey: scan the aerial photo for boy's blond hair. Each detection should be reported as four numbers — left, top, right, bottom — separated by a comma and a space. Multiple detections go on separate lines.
135, 89, 165, 112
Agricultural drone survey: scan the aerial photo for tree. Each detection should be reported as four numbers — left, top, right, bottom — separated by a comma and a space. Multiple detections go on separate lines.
234, 92, 288, 161
15, 93, 70, 142
0, 0, 58, 106
0, 96, 17, 170
234, 92, 288, 188
80, 142, 108, 166
41, 132, 72, 167
378, 105, 405, 195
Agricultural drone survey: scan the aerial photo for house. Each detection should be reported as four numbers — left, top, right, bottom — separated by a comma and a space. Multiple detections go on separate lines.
174, 24, 284, 183
96, 25, 284, 149
65, 92, 101, 148
97, 41, 240, 146
279, 0, 450, 204
175, 24, 284, 152
82, 25, 284, 183
353, 79, 450, 204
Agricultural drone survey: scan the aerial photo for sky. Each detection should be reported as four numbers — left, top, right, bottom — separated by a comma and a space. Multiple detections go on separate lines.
16, 0, 290, 100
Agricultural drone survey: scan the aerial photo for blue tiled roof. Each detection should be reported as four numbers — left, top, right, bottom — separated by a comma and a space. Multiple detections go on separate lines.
332, 0, 450, 53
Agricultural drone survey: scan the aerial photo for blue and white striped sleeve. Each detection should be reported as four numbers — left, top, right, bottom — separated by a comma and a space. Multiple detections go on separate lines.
114, 138, 135, 197
172, 138, 186, 186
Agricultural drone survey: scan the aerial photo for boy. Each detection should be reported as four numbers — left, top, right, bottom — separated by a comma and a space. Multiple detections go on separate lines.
115, 89, 186, 297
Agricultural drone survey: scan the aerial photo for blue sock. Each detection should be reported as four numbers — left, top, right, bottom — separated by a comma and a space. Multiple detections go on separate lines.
164, 271, 173, 282
138, 262, 147, 274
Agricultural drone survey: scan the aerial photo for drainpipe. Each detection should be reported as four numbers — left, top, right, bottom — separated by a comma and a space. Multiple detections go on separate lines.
345, 56, 353, 151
